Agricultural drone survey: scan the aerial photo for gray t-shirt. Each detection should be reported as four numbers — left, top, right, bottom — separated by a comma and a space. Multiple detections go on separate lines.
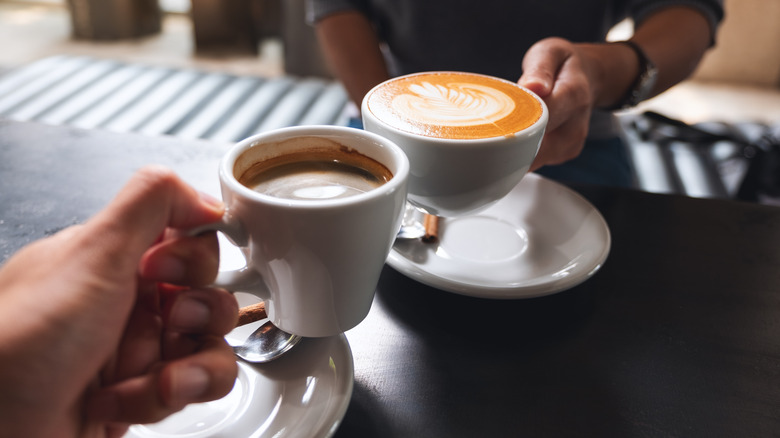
306, 0, 724, 138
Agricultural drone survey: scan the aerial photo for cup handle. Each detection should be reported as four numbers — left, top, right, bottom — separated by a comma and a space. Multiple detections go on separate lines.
189, 212, 270, 299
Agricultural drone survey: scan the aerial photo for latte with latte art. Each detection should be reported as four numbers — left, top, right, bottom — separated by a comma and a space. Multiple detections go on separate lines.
365, 72, 543, 140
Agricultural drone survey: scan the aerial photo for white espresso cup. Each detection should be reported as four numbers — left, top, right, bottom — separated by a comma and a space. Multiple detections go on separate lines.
197, 126, 409, 337
362, 71, 548, 217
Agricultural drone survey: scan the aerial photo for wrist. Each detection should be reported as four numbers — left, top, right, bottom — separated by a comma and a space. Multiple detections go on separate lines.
577, 42, 644, 110
605, 41, 658, 110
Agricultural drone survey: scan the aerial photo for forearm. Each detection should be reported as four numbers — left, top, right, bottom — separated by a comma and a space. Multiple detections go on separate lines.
314, 11, 390, 107
584, 6, 713, 109
632, 6, 713, 94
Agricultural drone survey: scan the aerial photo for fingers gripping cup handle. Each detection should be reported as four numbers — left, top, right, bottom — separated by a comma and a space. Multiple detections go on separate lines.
189, 212, 269, 298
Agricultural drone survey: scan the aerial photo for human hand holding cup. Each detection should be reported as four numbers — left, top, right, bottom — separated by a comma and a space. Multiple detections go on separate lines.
194, 126, 409, 337
362, 71, 548, 217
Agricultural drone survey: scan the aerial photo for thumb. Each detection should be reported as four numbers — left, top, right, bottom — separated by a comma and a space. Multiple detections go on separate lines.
518, 37, 573, 98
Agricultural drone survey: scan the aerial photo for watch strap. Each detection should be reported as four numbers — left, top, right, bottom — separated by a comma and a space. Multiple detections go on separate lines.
609, 40, 658, 110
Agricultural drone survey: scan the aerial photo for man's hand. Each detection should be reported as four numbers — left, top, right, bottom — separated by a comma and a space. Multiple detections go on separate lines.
0, 166, 239, 438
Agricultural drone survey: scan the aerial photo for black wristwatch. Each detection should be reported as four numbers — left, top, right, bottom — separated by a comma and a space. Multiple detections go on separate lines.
611, 40, 658, 110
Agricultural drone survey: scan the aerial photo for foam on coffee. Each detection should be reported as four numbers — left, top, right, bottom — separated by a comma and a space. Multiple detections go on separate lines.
365, 72, 543, 140
238, 147, 392, 201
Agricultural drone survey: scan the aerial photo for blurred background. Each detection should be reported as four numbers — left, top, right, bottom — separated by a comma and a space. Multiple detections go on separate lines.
2, 0, 778, 119
1, 0, 778, 201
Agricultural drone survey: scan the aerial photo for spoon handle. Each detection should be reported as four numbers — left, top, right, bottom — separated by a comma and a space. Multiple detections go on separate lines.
237, 301, 267, 327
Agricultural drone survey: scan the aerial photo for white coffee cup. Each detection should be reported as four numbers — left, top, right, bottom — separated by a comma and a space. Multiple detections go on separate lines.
362, 71, 548, 217
197, 126, 409, 337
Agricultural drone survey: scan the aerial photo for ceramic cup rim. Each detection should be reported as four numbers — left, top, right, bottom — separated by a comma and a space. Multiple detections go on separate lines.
362, 71, 549, 145
219, 125, 410, 209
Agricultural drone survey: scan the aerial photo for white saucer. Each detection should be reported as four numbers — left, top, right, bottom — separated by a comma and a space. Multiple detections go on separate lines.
124, 315, 353, 438
387, 173, 611, 299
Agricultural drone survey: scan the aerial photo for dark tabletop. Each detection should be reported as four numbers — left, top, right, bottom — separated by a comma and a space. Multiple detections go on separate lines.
2, 120, 779, 437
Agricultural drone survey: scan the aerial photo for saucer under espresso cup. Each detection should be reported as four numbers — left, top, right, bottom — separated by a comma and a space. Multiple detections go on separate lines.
125, 331, 354, 438
362, 71, 548, 217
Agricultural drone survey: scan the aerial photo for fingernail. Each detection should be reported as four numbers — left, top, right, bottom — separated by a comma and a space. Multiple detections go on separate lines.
199, 191, 224, 209
170, 297, 211, 330
170, 366, 210, 406
519, 77, 550, 95
151, 254, 187, 281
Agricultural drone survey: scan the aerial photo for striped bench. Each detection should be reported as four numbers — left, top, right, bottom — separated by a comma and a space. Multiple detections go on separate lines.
2, 55, 773, 202
0, 55, 351, 143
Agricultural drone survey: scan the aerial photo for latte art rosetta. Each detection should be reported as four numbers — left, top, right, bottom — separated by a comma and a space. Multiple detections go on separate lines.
394, 82, 516, 127
366, 72, 543, 140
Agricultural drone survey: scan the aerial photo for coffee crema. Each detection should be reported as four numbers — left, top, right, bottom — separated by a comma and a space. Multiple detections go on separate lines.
365, 72, 543, 140
238, 148, 392, 201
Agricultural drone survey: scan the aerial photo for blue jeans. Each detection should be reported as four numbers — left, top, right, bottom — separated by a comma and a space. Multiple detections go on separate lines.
348, 117, 634, 189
